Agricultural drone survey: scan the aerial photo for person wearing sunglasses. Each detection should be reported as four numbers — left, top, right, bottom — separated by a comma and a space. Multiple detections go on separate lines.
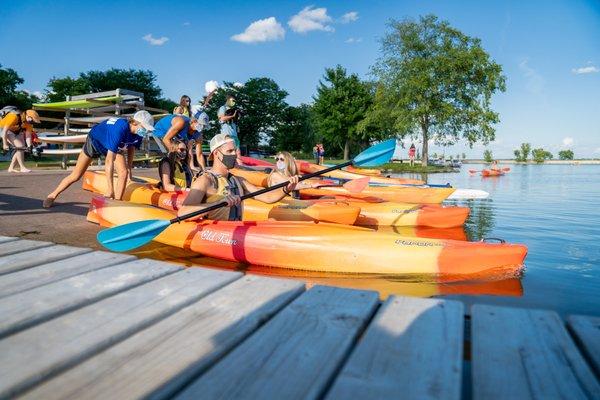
177, 133, 300, 221
267, 151, 321, 199
173, 95, 192, 117
157, 138, 193, 191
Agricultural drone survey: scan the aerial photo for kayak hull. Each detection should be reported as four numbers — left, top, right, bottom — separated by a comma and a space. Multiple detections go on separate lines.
88, 196, 527, 277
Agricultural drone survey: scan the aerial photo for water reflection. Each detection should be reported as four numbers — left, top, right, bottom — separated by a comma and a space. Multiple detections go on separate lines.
463, 198, 496, 241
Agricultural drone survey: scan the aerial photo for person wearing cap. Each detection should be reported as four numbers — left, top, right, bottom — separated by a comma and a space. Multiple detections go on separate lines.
1, 109, 40, 173
43, 110, 154, 208
152, 114, 205, 171
177, 133, 299, 221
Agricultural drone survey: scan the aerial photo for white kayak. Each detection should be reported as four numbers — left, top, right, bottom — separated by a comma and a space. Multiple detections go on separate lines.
37, 134, 87, 144
447, 188, 489, 200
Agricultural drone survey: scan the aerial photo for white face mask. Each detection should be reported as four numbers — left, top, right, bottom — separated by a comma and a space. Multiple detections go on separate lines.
26, 117, 34, 123
276, 160, 286, 171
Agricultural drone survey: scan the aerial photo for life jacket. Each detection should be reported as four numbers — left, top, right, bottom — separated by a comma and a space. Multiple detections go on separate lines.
158, 156, 192, 189
202, 170, 244, 221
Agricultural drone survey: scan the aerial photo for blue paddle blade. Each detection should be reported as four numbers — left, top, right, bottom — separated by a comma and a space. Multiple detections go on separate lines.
97, 219, 171, 252
352, 139, 396, 167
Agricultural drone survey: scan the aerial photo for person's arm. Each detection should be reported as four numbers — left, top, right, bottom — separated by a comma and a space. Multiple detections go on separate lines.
162, 117, 185, 151
104, 151, 117, 198
195, 141, 205, 170
239, 175, 299, 204
114, 153, 129, 200
159, 162, 182, 192
268, 171, 314, 190
127, 146, 135, 180
1, 127, 10, 150
177, 175, 239, 219
218, 107, 236, 123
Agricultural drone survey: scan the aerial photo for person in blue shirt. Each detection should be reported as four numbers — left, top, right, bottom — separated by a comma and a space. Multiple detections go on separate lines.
152, 114, 205, 171
43, 110, 155, 208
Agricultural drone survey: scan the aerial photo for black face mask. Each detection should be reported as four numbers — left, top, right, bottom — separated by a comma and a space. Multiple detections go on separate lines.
219, 152, 237, 169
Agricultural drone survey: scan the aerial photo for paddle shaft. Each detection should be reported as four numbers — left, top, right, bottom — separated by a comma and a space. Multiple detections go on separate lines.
170, 160, 353, 223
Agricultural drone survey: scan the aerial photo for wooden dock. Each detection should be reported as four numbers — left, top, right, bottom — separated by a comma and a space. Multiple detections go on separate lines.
0, 235, 598, 399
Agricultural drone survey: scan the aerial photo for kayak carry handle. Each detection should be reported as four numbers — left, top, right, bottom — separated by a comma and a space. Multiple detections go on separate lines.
480, 237, 506, 243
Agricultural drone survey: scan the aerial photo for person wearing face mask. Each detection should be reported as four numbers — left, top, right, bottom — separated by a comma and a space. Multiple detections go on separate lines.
268, 151, 321, 199
152, 113, 205, 171
177, 133, 300, 221
157, 139, 193, 191
43, 110, 154, 208
1, 109, 40, 173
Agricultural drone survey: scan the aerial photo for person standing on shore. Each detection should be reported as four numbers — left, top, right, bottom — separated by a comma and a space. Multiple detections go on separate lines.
318, 143, 325, 165
408, 144, 416, 166
313, 144, 320, 165
43, 111, 154, 208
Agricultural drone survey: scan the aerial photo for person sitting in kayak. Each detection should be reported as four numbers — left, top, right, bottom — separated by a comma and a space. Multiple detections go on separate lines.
152, 114, 205, 171
177, 133, 299, 221
1, 109, 40, 173
491, 160, 501, 172
268, 151, 320, 199
157, 138, 194, 191
43, 111, 154, 208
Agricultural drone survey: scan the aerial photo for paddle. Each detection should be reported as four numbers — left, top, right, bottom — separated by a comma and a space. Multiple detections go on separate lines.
97, 139, 396, 252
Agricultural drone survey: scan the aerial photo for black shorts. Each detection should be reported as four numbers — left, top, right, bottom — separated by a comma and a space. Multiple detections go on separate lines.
82, 135, 102, 158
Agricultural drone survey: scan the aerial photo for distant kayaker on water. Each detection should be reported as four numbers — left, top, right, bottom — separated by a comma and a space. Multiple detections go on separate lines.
43, 111, 155, 208
177, 133, 299, 221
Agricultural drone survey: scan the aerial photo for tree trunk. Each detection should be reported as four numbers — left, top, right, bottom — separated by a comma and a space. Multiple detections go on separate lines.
343, 140, 350, 161
421, 122, 429, 167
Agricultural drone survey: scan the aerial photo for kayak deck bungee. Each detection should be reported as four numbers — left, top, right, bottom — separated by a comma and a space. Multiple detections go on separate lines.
87, 196, 527, 278
82, 171, 360, 225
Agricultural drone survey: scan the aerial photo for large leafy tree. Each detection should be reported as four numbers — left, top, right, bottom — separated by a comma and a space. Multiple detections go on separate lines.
45, 68, 174, 109
270, 104, 315, 153
203, 78, 288, 149
0, 64, 39, 109
367, 15, 506, 166
312, 65, 374, 160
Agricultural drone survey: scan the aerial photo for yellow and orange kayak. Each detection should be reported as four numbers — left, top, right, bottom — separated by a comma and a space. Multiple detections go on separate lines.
84, 171, 468, 228
81, 171, 360, 225
295, 161, 425, 185
87, 196, 527, 277
299, 185, 455, 204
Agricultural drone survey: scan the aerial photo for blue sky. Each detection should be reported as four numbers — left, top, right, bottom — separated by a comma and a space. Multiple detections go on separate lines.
1, 0, 599, 157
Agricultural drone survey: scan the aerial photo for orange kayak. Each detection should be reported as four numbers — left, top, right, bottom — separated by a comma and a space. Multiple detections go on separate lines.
88, 196, 527, 277
299, 185, 455, 204
482, 169, 505, 177
83, 171, 468, 228
81, 171, 360, 225
296, 160, 425, 185
345, 165, 382, 176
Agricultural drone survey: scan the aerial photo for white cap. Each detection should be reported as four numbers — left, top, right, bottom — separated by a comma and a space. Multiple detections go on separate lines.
132, 110, 155, 131
209, 133, 235, 154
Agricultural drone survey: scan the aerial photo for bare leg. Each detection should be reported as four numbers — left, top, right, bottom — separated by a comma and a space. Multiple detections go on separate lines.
114, 153, 129, 200
44, 151, 93, 207
12, 134, 30, 172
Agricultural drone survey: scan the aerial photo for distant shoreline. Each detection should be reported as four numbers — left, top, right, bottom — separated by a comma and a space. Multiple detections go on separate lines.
461, 159, 600, 165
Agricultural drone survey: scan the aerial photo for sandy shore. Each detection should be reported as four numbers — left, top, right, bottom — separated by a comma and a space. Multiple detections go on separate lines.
0, 168, 160, 249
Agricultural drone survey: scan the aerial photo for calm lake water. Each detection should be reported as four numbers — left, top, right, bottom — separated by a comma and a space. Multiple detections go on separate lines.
129, 163, 600, 317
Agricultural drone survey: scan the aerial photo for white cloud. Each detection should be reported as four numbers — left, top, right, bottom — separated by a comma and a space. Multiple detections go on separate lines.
562, 137, 574, 147
288, 6, 334, 33
23, 89, 44, 99
142, 34, 169, 46
572, 66, 599, 74
340, 11, 358, 23
345, 37, 362, 44
231, 17, 285, 43
594, 147, 600, 154
519, 59, 544, 94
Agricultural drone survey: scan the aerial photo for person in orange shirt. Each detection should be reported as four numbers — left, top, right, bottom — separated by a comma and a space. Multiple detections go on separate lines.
0, 109, 40, 173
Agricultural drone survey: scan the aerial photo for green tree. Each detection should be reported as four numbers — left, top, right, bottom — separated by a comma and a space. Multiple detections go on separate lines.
532, 148, 553, 163
483, 149, 493, 163
461, 153, 466, 159
203, 78, 289, 149
313, 65, 375, 160
366, 15, 506, 166
0, 64, 39, 109
558, 149, 574, 160
45, 68, 173, 109
514, 142, 531, 162
271, 104, 315, 153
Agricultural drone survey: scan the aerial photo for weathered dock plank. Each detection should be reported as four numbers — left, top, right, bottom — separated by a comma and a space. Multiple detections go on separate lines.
0, 239, 54, 260
176, 285, 379, 400
326, 296, 463, 400
0, 266, 240, 399
0, 251, 135, 298
0, 258, 180, 338
22, 275, 305, 400
472, 305, 600, 400
0, 244, 92, 276
568, 315, 600, 375
0, 236, 18, 244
